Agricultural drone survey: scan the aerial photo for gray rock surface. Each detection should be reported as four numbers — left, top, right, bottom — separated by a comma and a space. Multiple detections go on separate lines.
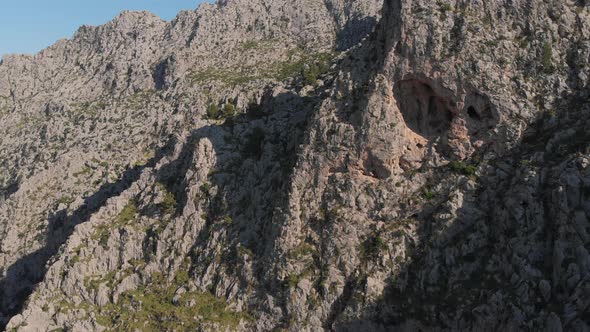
1, 0, 590, 331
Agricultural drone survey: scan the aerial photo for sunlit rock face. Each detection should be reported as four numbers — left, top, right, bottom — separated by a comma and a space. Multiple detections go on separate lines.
2, 0, 590, 331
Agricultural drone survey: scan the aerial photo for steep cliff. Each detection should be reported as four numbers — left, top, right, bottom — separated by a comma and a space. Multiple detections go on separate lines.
1, 0, 590, 331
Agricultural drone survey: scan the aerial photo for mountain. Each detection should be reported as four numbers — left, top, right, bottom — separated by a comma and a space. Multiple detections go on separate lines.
1, 0, 589, 331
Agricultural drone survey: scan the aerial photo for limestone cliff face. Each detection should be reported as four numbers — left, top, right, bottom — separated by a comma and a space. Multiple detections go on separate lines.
1, 0, 590, 331
0, 0, 382, 329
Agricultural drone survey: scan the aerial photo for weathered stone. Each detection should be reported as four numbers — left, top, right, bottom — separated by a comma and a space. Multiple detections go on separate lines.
2, 0, 590, 331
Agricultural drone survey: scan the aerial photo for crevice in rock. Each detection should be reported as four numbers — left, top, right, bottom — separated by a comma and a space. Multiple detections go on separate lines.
0, 180, 19, 202
324, 270, 365, 330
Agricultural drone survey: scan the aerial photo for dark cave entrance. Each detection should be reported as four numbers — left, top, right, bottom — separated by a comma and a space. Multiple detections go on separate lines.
463, 93, 498, 138
396, 79, 454, 138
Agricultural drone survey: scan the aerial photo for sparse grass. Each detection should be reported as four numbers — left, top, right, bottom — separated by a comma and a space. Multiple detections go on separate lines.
289, 242, 315, 259
303, 63, 321, 85
116, 201, 138, 226
69, 100, 106, 117
84, 271, 116, 293
239, 40, 259, 51
0, 95, 9, 117
190, 67, 260, 86
91, 224, 110, 249
73, 166, 93, 178
134, 150, 156, 167
90, 200, 138, 249
174, 270, 190, 285
58, 196, 75, 205
87, 271, 251, 331
276, 51, 334, 84
125, 90, 157, 109
189, 50, 336, 87
542, 41, 554, 73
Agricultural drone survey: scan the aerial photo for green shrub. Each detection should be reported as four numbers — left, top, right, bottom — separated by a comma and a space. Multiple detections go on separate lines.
206, 102, 236, 120
449, 161, 476, 176
237, 245, 254, 258
287, 274, 302, 288
159, 183, 176, 214
70, 255, 80, 265
223, 103, 236, 118
518, 37, 529, 49
195, 183, 211, 207
519, 159, 531, 167
422, 188, 435, 200
206, 103, 219, 119
303, 64, 320, 85
222, 215, 233, 225
359, 235, 387, 260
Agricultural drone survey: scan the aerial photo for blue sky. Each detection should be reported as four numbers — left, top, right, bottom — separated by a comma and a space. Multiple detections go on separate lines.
0, 0, 209, 57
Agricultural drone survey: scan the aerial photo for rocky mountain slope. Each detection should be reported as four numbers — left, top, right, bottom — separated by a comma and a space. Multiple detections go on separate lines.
1, 0, 589, 331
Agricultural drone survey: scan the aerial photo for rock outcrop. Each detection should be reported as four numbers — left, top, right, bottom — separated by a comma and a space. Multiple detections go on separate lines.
1, 0, 589, 331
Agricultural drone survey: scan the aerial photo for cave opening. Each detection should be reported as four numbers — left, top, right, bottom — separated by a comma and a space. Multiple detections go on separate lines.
396, 79, 454, 138
467, 106, 481, 120
464, 93, 498, 138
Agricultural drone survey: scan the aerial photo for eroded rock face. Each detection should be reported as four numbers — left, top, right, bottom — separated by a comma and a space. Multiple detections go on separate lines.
0, 0, 383, 329
1, 0, 590, 331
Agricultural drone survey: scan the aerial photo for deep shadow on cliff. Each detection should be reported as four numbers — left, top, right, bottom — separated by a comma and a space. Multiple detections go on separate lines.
332, 82, 590, 331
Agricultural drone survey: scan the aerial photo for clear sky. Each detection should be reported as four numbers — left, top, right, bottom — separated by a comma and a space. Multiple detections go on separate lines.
0, 0, 209, 58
